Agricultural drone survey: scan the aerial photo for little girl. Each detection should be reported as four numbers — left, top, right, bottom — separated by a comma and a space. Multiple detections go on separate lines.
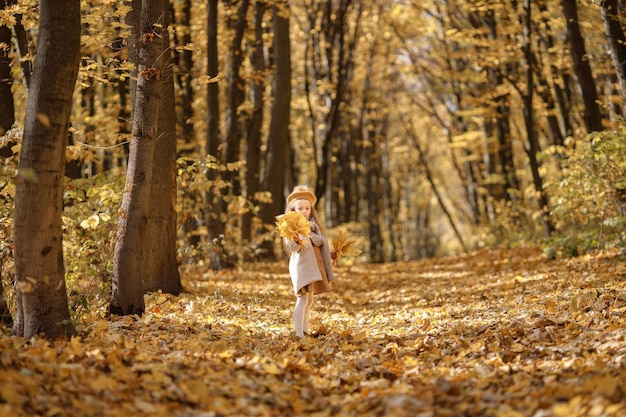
283, 185, 335, 338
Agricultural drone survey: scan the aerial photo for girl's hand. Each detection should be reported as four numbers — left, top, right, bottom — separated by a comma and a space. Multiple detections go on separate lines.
293, 235, 308, 251
309, 222, 318, 233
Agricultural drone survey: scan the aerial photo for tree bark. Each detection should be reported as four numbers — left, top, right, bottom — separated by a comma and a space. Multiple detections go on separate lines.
0, 7, 14, 139
172, 0, 194, 143
364, 121, 385, 263
143, 10, 182, 295
562, 0, 604, 132
537, 0, 572, 142
601, 0, 626, 118
12, 0, 81, 339
313, 0, 357, 205
205, 0, 225, 269
224, 0, 249, 198
111, 0, 166, 315
407, 121, 468, 253
4, 0, 32, 87
243, 0, 267, 244
260, 1, 291, 260
0, 258, 12, 327
522, 0, 554, 236
0, 0, 17, 160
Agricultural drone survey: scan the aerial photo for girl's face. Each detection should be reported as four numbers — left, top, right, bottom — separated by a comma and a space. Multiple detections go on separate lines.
293, 199, 312, 219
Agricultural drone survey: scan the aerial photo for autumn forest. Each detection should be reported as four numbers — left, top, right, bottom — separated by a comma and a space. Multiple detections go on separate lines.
1, 0, 626, 415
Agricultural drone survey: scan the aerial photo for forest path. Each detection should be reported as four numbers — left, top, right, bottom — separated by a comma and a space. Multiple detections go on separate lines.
2, 248, 626, 416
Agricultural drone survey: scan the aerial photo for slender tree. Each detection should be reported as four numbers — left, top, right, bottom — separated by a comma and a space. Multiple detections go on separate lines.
224, 0, 249, 199
364, 119, 384, 263
171, 0, 194, 143
308, 0, 359, 206
0, 3, 14, 140
601, 0, 626, 117
205, 0, 225, 269
4, 0, 32, 87
562, 0, 604, 132
0, 259, 12, 326
521, 0, 554, 235
111, 0, 166, 315
242, 0, 267, 244
406, 119, 468, 253
536, 0, 571, 144
12, 0, 81, 339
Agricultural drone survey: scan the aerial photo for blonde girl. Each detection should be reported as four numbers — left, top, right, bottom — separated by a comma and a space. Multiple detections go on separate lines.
283, 185, 335, 338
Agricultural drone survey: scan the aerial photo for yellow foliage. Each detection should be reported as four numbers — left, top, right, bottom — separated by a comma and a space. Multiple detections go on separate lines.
331, 229, 359, 258
275, 211, 311, 247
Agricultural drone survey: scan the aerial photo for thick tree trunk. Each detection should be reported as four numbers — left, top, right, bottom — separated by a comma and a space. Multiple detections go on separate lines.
12, 0, 80, 340
561, 0, 604, 132
144, 12, 182, 295
260, 1, 291, 259
111, 0, 165, 315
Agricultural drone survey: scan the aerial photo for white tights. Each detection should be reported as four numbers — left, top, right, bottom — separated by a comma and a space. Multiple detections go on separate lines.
293, 291, 315, 337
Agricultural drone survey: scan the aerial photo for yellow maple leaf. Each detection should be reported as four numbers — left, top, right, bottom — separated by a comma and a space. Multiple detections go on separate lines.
332, 229, 359, 258
275, 211, 311, 247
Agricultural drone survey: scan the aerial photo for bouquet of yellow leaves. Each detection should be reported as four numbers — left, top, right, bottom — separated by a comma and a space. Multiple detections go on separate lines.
332, 229, 359, 259
275, 211, 311, 248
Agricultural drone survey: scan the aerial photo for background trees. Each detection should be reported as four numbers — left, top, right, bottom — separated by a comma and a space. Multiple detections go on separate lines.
1, 0, 625, 329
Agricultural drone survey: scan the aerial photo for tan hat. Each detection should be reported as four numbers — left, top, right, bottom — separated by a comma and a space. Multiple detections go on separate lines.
287, 185, 317, 205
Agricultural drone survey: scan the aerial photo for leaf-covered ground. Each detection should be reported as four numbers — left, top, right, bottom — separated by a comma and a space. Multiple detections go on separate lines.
2, 248, 626, 417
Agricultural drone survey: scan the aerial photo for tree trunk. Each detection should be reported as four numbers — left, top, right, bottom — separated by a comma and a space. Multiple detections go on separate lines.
111, 0, 166, 316
0, 8, 14, 139
172, 0, 194, 143
365, 125, 384, 263
313, 0, 357, 203
12, 0, 80, 340
205, 0, 225, 269
601, 0, 626, 118
260, 1, 291, 260
167, 0, 198, 248
537, 0, 572, 143
0, 258, 13, 327
522, 0, 554, 236
143, 10, 182, 295
4, 0, 32, 87
407, 122, 468, 253
243, 0, 267, 244
0, 0, 16, 159
224, 0, 249, 198
562, 0, 604, 132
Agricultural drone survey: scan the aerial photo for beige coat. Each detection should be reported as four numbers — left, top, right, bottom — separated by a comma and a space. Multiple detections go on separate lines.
285, 220, 335, 295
